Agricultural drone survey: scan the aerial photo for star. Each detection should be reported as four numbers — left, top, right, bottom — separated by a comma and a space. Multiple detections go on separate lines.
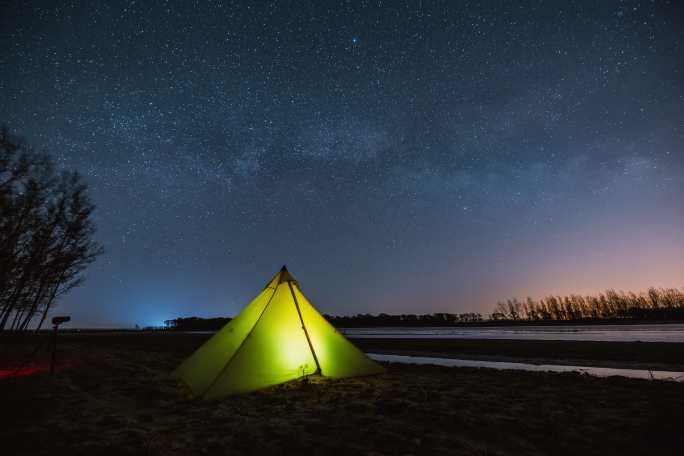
1, 1, 682, 326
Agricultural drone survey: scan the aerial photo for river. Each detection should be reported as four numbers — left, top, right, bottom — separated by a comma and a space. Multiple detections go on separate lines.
341, 323, 684, 343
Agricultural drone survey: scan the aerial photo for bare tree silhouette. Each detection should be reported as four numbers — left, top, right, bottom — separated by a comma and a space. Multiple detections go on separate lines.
0, 127, 102, 332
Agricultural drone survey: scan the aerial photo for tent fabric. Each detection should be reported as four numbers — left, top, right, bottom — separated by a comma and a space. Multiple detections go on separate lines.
174, 266, 383, 398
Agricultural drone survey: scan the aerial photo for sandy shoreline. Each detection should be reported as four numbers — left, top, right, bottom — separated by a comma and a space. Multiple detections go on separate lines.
363, 348, 684, 373
352, 337, 684, 372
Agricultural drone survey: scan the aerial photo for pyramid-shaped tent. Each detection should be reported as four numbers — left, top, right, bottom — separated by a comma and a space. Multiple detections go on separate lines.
174, 266, 383, 398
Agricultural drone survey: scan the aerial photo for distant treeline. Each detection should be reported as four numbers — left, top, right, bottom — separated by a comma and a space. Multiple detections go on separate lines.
163, 316, 231, 331
161, 313, 484, 331
160, 287, 684, 331
491, 287, 684, 322
323, 313, 484, 327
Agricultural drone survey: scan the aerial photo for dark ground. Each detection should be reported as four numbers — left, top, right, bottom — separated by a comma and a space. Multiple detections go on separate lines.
1, 332, 683, 455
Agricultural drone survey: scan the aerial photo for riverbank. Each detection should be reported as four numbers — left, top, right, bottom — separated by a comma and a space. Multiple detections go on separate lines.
352, 337, 684, 372
2, 332, 683, 455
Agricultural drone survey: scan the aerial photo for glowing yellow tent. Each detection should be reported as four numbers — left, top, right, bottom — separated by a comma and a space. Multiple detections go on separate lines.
174, 266, 383, 399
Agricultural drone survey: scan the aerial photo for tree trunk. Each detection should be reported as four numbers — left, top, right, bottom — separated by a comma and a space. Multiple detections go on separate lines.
19, 282, 47, 331
10, 307, 24, 330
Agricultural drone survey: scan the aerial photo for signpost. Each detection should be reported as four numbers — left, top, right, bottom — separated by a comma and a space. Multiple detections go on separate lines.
50, 316, 70, 374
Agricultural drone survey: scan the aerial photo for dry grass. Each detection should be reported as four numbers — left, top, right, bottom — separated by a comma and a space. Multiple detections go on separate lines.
1, 333, 683, 455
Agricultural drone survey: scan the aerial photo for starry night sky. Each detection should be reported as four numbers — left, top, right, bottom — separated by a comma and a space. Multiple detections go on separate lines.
2, 1, 683, 327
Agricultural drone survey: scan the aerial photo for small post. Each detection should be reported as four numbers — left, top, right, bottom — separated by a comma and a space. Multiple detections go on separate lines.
49, 316, 70, 375
50, 324, 58, 374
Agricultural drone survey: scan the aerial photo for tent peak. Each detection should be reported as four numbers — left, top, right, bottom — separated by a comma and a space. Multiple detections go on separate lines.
277, 265, 297, 284
265, 265, 298, 288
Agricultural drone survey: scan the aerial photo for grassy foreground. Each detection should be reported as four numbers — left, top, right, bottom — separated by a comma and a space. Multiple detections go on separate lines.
1, 332, 683, 455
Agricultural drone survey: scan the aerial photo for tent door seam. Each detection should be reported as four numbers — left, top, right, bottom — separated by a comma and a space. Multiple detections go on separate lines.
288, 281, 321, 376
